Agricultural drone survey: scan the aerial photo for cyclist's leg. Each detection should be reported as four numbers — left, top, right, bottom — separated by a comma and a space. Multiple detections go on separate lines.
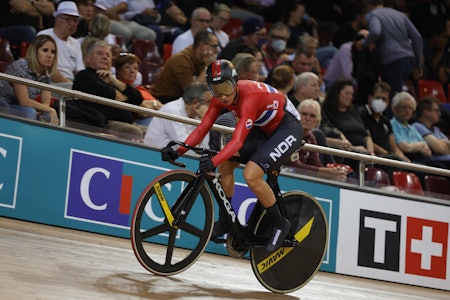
244, 113, 303, 252
211, 160, 240, 239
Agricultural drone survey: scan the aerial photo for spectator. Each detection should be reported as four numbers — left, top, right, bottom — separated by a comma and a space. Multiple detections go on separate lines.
73, 0, 96, 38
238, 46, 268, 82
231, 53, 259, 81
218, 15, 267, 61
298, 33, 336, 72
271, 64, 294, 95
282, 0, 318, 55
79, 13, 117, 60
287, 99, 347, 181
149, 31, 218, 103
288, 71, 335, 165
413, 97, 450, 168
171, 7, 211, 55
359, 82, 409, 161
96, 0, 157, 45
265, 46, 315, 87
115, 52, 163, 127
260, 21, 291, 72
144, 81, 211, 149
288, 72, 321, 108
209, 3, 231, 51
73, 39, 145, 138
120, 0, 176, 53
332, 2, 365, 48
355, 0, 423, 98
323, 29, 369, 90
321, 78, 375, 164
37, 1, 85, 89
0, 34, 59, 124
390, 92, 432, 164
3, 0, 55, 32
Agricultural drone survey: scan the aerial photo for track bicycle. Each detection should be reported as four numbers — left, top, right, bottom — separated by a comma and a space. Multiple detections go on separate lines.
130, 141, 328, 293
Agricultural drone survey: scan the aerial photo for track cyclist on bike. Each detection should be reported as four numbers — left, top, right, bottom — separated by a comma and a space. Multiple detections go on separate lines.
161, 59, 303, 252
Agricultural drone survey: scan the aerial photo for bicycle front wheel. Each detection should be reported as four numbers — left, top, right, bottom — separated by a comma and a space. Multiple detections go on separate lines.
131, 170, 214, 275
250, 191, 328, 293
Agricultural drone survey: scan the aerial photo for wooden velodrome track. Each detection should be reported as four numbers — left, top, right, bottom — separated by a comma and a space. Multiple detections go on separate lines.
1, 217, 447, 300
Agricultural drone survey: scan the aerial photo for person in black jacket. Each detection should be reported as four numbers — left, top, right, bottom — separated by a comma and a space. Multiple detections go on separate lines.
73, 38, 144, 138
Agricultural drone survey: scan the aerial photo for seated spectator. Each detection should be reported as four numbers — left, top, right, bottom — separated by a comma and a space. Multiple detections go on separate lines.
218, 16, 266, 61
0, 34, 59, 124
286, 99, 347, 180
260, 21, 291, 72
80, 13, 118, 60
321, 78, 375, 169
96, 0, 157, 46
37, 1, 85, 89
288, 72, 321, 108
120, 0, 177, 53
231, 53, 259, 81
298, 32, 337, 70
149, 31, 218, 103
271, 64, 294, 95
3, 0, 55, 32
412, 97, 450, 168
390, 92, 432, 164
209, 3, 231, 51
282, 0, 318, 55
73, 0, 96, 38
115, 52, 163, 127
171, 7, 211, 55
73, 39, 144, 138
266, 46, 315, 88
238, 46, 268, 81
359, 82, 409, 161
144, 81, 211, 149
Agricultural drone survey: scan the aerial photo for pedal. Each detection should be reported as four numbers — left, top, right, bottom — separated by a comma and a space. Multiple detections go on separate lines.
211, 237, 227, 244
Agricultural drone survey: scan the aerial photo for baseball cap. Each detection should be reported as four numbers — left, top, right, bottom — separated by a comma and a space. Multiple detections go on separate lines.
53, 1, 81, 18
242, 16, 265, 36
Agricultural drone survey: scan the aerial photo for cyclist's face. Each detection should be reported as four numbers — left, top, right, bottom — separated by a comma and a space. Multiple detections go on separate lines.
210, 81, 236, 105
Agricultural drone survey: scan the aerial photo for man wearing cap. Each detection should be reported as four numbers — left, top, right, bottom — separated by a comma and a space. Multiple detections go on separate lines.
38, 1, 85, 88
218, 16, 267, 61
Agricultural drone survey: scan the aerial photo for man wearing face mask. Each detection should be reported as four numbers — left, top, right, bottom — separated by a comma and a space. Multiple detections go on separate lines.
260, 21, 291, 72
218, 16, 267, 61
359, 81, 410, 161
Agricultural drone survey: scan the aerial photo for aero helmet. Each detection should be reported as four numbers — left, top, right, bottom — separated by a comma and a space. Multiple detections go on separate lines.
206, 59, 238, 97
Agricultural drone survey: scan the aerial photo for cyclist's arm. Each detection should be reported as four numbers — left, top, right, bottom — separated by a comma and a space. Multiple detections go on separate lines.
178, 102, 222, 155
211, 117, 250, 166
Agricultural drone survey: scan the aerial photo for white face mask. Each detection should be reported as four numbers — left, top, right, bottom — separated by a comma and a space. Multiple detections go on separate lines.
370, 98, 387, 114
271, 39, 287, 52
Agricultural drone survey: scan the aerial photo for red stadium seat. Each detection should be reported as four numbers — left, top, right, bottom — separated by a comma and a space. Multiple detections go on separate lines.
365, 167, 391, 186
222, 17, 242, 40
131, 38, 163, 66
418, 79, 447, 103
424, 175, 450, 195
392, 171, 424, 196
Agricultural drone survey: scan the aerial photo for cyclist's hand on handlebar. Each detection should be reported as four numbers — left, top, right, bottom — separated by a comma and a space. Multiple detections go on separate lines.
199, 157, 214, 173
161, 146, 179, 161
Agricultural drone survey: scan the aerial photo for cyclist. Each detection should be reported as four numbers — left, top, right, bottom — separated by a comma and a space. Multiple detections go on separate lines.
162, 59, 303, 252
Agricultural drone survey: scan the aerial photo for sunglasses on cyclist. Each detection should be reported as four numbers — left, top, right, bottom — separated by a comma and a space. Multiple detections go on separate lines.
209, 81, 235, 97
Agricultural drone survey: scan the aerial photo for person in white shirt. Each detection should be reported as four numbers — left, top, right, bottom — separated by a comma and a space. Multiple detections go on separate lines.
37, 1, 85, 88
171, 7, 211, 55
144, 81, 211, 149
208, 4, 231, 52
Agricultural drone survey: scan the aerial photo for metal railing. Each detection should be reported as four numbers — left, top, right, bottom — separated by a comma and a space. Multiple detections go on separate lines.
1, 72, 450, 193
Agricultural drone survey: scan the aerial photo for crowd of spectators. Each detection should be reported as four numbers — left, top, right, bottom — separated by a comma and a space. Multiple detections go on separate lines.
1, 0, 450, 190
